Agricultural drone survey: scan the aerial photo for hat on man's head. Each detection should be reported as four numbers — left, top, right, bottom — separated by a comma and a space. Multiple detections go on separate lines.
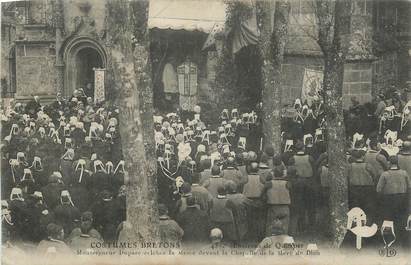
351, 149, 364, 160
264, 145, 275, 157
402, 141, 411, 153
389, 155, 398, 165
47, 223, 63, 238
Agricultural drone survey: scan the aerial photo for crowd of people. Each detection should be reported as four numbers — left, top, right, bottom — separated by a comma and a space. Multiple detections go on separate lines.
1, 90, 126, 253
1, 88, 411, 256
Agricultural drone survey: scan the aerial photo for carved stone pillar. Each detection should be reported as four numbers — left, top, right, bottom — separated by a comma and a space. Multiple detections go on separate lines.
54, 0, 64, 95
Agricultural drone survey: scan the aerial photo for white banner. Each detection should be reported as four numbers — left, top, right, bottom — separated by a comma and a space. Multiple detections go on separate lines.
302, 68, 323, 105
94, 68, 105, 103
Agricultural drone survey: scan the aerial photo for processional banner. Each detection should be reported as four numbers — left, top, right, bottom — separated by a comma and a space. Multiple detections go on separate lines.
94, 68, 106, 103
302, 68, 323, 105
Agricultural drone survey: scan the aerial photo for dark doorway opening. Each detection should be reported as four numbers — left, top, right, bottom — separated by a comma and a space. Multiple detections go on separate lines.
234, 45, 262, 112
75, 47, 103, 96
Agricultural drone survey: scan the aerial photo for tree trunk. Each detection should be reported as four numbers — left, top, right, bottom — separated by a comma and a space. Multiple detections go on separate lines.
258, 0, 290, 153
322, 0, 351, 247
106, 0, 159, 242
214, 2, 238, 115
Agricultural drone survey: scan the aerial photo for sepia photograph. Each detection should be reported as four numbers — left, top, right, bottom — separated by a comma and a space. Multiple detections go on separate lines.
0, 0, 410, 264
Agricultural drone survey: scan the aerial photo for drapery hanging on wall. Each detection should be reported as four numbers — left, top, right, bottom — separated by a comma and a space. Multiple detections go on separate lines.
162, 63, 178, 94
231, 2, 259, 55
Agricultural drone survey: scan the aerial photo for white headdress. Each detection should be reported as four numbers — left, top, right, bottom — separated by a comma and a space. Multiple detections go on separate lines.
202, 130, 210, 145
93, 160, 107, 173
16, 152, 27, 165
303, 134, 314, 147
352, 133, 364, 148
106, 161, 114, 174
22, 168, 34, 182
238, 137, 247, 150
315, 128, 324, 142
284, 139, 294, 152
219, 133, 230, 145
75, 159, 86, 183
9, 159, 19, 183
10, 123, 19, 136
31, 156, 43, 171
231, 108, 239, 119
61, 148, 75, 160
381, 220, 396, 248
10, 187, 23, 201
60, 190, 74, 206
114, 160, 125, 174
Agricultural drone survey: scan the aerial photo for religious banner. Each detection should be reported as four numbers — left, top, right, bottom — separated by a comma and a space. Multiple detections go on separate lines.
301, 68, 323, 105
94, 68, 105, 103
177, 60, 198, 111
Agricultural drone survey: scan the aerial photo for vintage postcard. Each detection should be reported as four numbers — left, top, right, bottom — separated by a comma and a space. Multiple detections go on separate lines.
1, 0, 410, 264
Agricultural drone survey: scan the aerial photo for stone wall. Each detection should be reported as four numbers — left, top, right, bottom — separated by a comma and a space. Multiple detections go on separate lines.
63, 0, 107, 37
342, 61, 373, 106
372, 51, 398, 95
15, 42, 56, 100
1, 23, 15, 97
1, 3, 16, 98
281, 56, 373, 109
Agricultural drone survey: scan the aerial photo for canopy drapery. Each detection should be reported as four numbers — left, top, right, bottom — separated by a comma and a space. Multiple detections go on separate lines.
148, 0, 226, 33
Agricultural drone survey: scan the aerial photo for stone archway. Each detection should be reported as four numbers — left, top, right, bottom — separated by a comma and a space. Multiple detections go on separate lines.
62, 37, 107, 98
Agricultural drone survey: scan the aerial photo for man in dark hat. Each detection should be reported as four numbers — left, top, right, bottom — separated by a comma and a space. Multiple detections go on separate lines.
263, 145, 275, 169
222, 156, 247, 191
67, 211, 102, 243
209, 187, 236, 243
203, 166, 228, 198
90, 190, 121, 242
25, 95, 42, 118
26, 191, 54, 243
199, 159, 212, 185
264, 168, 291, 237
255, 224, 294, 253
69, 221, 103, 252
291, 141, 315, 233
190, 174, 212, 213
242, 161, 266, 241
158, 204, 184, 245
176, 182, 192, 214
176, 196, 210, 246
347, 150, 376, 221
377, 155, 409, 243
374, 93, 386, 118
36, 223, 72, 255
398, 141, 411, 177
225, 181, 251, 243
364, 140, 389, 184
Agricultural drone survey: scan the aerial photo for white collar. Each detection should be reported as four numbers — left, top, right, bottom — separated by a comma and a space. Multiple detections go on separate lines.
49, 237, 64, 244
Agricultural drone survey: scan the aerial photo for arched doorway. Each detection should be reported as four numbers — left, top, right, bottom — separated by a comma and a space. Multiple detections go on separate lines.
74, 47, 103, 96
62, 37, 107, 98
